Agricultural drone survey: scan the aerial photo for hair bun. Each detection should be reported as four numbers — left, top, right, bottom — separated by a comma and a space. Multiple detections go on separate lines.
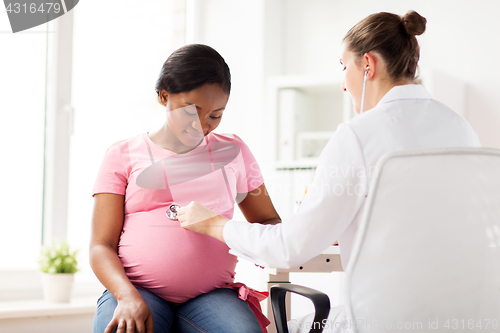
402, 10, 426, 36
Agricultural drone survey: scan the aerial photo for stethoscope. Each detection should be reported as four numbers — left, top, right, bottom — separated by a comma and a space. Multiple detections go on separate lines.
137, 116, 238, 221
166, 203, 181, 220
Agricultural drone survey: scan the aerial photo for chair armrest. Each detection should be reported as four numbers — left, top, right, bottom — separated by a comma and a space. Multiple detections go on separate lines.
271, 284, 330, 333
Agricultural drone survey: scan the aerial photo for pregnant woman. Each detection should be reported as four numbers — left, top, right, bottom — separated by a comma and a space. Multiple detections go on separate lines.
90, 44, 280, 333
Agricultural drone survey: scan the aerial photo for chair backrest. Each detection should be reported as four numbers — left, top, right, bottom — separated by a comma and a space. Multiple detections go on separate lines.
344, 148, 500, 333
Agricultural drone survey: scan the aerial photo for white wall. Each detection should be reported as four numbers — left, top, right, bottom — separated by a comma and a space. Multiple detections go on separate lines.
281, 0, 500, 147
194, 0, 500, 171
189, 0, 266, 156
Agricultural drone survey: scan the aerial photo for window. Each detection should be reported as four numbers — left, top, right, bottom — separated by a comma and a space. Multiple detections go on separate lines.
0, 17, 46, 270
0, 0, 187, 299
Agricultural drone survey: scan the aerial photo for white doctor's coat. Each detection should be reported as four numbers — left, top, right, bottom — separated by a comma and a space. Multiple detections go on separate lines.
224, 84, 481, 271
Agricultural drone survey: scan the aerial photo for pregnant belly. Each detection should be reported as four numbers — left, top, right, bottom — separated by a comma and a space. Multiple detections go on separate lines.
118, 207, 237, 303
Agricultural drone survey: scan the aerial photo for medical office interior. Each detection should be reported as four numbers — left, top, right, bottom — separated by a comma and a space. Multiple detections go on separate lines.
1, 0, 499, 332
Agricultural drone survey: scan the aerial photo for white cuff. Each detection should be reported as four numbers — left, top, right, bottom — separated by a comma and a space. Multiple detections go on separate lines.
223, 219, 269, 267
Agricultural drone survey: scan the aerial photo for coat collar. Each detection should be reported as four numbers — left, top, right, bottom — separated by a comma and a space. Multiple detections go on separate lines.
376, 84, 432, 107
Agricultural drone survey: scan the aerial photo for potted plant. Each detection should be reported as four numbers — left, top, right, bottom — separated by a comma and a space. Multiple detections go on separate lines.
39, 241, 79, 302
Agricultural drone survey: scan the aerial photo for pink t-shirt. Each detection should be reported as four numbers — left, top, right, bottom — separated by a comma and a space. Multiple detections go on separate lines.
93, 132, 264, 303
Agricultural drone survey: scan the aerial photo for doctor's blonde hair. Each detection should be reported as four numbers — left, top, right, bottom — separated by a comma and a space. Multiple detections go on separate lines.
344, 10, 427, 82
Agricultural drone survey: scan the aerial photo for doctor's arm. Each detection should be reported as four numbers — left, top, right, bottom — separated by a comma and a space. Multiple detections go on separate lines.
178, 183, 280, 242
180, 124, 367, 268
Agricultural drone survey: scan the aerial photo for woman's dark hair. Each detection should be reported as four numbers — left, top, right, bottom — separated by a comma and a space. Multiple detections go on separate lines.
155, 44, 231, 95
343, 10, 427, 81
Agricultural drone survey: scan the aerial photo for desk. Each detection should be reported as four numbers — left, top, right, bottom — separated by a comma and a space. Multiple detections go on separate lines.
266, 246, 343, 333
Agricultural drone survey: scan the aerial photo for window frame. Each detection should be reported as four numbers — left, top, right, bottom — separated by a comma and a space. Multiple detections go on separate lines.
1, 10, 80, 300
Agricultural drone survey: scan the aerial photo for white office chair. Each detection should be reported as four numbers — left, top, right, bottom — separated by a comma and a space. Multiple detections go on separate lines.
272, 147, 500, 333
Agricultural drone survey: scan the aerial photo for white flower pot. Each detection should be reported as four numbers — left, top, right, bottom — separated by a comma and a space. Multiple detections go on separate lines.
41, 273, 75, 303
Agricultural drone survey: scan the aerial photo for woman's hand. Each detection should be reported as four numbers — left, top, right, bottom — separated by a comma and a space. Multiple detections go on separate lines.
104, 291, 154, 333
177, 201, 229, 243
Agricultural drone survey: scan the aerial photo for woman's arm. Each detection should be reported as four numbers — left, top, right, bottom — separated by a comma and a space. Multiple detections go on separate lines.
90, 193, 154, 333
237, 183, 281, 225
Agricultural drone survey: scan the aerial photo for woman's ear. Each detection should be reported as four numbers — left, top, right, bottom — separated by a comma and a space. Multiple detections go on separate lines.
158, 90, 170, 106
363, 52, 377, 79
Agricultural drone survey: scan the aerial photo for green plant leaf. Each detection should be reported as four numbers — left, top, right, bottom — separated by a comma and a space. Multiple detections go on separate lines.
39, 241, 79, 274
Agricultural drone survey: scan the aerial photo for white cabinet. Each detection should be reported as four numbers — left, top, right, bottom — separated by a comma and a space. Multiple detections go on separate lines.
266, 75, 353, 216
267, 75, 353, 168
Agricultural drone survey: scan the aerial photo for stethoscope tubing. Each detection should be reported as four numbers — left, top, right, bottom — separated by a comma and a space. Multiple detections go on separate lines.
144, 136, 234, 221
360, 69, 368, 113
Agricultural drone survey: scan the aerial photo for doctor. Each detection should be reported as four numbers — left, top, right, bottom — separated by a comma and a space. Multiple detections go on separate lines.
178, 10, 480, 276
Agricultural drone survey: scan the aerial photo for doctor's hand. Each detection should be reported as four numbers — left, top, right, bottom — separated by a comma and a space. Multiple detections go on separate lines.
178, 201, 229, 243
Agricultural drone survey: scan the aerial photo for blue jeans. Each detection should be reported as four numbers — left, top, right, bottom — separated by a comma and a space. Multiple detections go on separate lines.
93, 287, 262, 333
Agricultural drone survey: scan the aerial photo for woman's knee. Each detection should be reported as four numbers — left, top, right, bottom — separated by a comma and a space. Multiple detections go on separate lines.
136, 288, 175, 331
177, 288, 262, 333
93, 290, 118, 333
93, 288, 175, 333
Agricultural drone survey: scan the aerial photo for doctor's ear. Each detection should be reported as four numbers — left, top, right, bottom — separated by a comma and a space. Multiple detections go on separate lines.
363, 52, 377, 78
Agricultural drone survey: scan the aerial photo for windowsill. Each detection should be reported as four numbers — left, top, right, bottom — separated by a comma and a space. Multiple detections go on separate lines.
0, 296, 96, 319
0, 270, 103, 319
